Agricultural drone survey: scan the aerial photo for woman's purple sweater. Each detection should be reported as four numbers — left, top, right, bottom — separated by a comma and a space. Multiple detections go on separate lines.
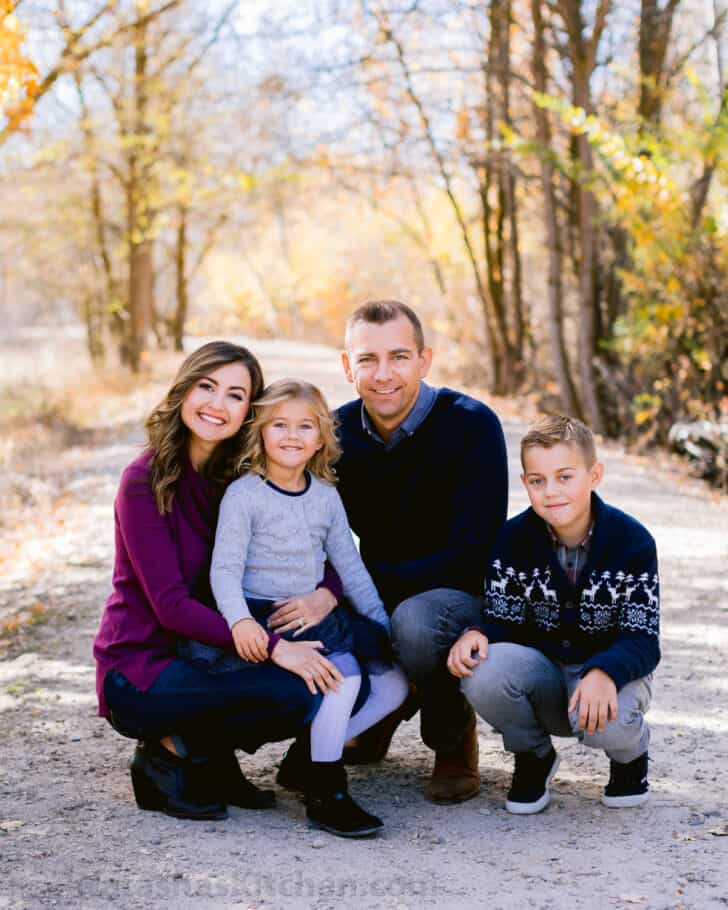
93, 450, 234, 717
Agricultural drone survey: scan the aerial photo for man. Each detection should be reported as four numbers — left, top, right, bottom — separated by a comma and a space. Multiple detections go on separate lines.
334, 300, 508, 802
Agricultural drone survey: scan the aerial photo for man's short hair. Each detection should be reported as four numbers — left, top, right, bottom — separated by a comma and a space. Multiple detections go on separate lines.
520, 415, 597, 468
344, 300, 425, 353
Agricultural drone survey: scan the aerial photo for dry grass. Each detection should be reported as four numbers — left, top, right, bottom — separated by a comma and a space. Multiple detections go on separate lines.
0, 356, 158, 526
0, 601, 48, 639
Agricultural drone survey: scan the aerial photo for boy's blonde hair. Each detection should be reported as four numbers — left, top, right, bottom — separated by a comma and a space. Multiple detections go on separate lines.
520, 415, 597, 469
239, 379, 339, 484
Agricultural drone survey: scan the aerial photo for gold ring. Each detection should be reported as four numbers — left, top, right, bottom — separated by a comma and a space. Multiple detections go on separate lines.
298, 618, 305, 629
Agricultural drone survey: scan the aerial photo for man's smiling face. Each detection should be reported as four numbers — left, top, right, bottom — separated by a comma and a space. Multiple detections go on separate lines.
342, 315, 432, 441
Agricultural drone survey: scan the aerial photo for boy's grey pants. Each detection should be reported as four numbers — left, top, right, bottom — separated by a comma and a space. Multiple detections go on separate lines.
461, 642, 651, 763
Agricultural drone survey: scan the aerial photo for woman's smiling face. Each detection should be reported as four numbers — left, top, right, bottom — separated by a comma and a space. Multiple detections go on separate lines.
180, 361, 253, 468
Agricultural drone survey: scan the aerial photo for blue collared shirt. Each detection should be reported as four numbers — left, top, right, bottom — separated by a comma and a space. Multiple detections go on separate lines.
361, 381, 438, 451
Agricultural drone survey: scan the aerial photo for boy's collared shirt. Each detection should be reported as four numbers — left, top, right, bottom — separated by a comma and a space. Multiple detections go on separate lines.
548, 522, 594, 585
360, 381, 437, 451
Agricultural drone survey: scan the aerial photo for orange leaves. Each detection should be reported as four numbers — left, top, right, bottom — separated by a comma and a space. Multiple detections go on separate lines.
0, 1, 38, 133
455, 108, 470, 141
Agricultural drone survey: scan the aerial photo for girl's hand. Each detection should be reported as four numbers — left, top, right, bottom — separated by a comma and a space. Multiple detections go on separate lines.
447, 630, 489, 678
270, 639, 344, 695
267, 587, 337, 637
231, 618, 270, 663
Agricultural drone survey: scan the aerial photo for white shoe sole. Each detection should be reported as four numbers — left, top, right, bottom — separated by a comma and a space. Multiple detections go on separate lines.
505, 753, 561, 815
601, 790, 649, 808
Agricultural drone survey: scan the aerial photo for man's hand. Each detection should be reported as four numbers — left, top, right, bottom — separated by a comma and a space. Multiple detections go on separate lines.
231, 618, 270, 663
568, 668, 618, 735
446, 630, 489, 678
267, 587, 337, 636
270, 639, 344, 695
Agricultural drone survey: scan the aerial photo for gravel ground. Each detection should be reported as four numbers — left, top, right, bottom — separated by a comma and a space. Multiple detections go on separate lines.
1, 337, 727, 910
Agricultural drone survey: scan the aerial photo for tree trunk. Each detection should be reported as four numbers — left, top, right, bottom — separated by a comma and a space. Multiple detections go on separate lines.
638, 0, 682, 126
573, 88, 605, 433
81, 293, 106, 363
172, 205, 189, 352
557, 0, 609, 433
126, 3, 154, 372
531, 0, 581, 417
481, 0, 522, 393
378, 17, 506, 389
505, 169, 527, 366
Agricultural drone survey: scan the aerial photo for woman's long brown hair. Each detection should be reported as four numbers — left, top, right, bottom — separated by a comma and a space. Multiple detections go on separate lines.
144, 341, 264, 513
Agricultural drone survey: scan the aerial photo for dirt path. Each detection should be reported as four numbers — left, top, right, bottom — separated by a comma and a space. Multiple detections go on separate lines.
1, 337, 727, 910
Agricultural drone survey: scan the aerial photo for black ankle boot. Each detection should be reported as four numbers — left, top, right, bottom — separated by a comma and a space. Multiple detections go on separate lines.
305, 760, 383, 838
129, 741, 228, 821
276, 728, 311, 792
215, 750, 275, 809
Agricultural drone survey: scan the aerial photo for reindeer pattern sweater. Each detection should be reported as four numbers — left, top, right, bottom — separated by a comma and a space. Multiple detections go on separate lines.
478, 493, 660, 690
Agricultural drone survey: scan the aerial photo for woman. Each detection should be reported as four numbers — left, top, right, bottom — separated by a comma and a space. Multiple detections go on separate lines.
93, 341, 342, 821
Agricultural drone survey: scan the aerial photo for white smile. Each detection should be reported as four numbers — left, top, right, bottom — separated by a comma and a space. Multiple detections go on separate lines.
199, 413, 225, 425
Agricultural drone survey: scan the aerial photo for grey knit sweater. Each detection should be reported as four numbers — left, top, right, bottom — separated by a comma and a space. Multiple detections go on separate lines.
210, 472, 389, 631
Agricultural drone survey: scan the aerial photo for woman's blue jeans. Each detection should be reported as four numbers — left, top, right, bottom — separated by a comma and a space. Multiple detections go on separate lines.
104, 658, 322, 758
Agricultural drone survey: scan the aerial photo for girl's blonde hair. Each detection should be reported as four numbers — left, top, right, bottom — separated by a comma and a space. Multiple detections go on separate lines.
240, 379, 340, 484
145, 341, 264, 513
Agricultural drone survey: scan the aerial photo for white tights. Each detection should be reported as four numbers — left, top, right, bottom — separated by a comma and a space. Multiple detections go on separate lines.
310, 660, 409, 762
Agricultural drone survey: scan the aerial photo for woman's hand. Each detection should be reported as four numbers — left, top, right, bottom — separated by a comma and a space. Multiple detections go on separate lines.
270, 639, 344, 695
267, 587, 337, 637
231, 618, 270, 663
446, 630, 489, 678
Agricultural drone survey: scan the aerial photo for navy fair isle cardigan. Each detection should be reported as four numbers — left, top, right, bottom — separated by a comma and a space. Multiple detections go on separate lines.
479, 493, 660, 691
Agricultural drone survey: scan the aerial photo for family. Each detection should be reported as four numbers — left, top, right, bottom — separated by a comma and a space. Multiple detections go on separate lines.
93, 300, 661, 838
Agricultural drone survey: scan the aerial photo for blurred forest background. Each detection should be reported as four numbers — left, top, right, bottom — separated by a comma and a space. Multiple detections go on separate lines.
1, 0, 727, 483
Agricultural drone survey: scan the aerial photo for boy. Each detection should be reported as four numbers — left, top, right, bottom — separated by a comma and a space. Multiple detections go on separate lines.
447, 415, 659, 814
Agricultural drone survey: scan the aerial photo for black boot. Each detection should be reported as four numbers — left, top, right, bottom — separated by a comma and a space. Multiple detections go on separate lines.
129, 740, 228, 821
214, 750, 275, 809
276, 728, 311, 792
305, 760, 383, 838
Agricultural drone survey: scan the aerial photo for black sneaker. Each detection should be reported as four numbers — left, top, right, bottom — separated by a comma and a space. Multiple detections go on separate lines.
602, 752, 649, 808
505, 747, 560, 815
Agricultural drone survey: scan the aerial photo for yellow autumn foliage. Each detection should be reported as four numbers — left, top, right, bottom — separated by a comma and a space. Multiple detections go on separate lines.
0, 2, 38, 132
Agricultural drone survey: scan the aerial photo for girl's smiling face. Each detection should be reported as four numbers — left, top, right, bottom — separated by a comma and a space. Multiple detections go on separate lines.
261, 398, 323, 484
180, 362, 252, 468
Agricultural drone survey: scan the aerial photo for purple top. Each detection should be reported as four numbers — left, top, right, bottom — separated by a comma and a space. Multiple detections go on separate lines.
93, 449, 342, 717
93, 450, 235, 716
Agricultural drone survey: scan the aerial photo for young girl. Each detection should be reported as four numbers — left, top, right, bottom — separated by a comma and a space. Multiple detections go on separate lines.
207, 379, 408, 837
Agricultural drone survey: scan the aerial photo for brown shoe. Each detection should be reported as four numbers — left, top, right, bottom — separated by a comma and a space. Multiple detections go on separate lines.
425, 716, 480, 804
343, 685, 419, 765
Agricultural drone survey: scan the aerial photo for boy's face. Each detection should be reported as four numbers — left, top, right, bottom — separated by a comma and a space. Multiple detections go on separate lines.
520, 442, 604, 545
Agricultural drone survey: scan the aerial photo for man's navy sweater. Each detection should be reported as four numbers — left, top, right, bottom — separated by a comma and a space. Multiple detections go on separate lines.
335, 387, 508, 611
479, 493, 660, 690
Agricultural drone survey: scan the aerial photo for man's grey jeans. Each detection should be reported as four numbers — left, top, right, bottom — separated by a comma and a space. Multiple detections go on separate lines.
461, 642, 651, 763
390, 588, 483, 753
